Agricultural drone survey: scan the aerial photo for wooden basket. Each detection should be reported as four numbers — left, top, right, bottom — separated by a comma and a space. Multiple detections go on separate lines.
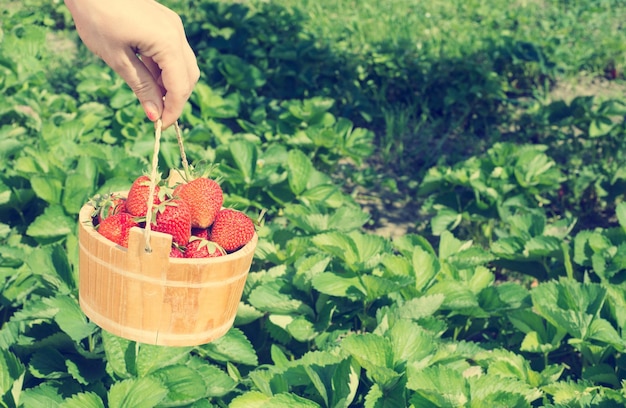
77, 196, 257, 347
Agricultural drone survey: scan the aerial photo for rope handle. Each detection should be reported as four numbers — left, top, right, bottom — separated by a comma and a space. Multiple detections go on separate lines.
143, 119, 188, 253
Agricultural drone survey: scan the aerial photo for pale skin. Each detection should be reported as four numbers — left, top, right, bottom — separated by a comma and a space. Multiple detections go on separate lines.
64, 0, 200, 129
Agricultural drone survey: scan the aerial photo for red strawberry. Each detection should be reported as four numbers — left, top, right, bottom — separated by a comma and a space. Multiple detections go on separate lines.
97, 212, 138, 248
126, 175, 161, 217
173, 177, 223, 229
89, 193, 127, 224
151, 198, 192, 246
185, 238, 225, 258
209, 209, 255, 252
170, 245, 185, 258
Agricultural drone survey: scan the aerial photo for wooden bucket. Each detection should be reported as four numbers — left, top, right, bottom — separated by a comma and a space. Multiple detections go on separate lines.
77, 197, 257, 347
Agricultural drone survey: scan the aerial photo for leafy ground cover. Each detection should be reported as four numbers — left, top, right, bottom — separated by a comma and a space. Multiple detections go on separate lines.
3, 0, 626, 406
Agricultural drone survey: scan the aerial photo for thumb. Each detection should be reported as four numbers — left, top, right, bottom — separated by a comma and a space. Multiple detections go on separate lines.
109, 50, 164, 122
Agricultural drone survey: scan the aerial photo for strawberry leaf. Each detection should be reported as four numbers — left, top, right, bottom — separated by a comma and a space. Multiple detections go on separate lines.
287, 149, 313, 196
25, 205, 74, 242
58, 392, 105, 408
197, 328, 258, 367
107, 377, 168, 408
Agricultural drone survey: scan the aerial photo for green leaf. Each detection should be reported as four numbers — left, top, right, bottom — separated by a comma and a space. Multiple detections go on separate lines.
364, 384, 387, 408
301, 184, 357, 210
466, 266, 495, 294
21, 244, 72, 296
447, 247, 495, 270
108, 377, 168, 408
229, 139, 257, 184
469, 372, 542, 405
531, 279, 608, 341
387, 320, 437, 366
304, 365, 329, 407
364, 275, 406, 301
235, 302, 264, 325
312, 232, 358, 264
65, 354, 106, 386
187, 357, 237, 397
62, 156, 98, 214
19, 384, 64, 407
587, 318, 625, 351
285, 315, 318, 342
331, 357, 360, 407
298, 354, 359, 408
438, 231, 468, 260
341, 334, 399, 387
508, 309, 565, 354
491, 237, 525, 259
311, 272, 366, 299
0, 349, 25, 407
407, 365, 468, 405
524, 236, 562, 258
582, 363, 620, 387
589, 117, 613, 137
26, 204, 74, 240
197, 328, 258, 366
543, 380, 600, 405
293, 253, 331, 292
135, 344, 191, 377
427, 280, 479, 310
312, 231, 389, 271
287, 149, 314, 196
431, 208, 462, 236
341, 334, 393, 369
412, 246, 440, 292
30, 175, 63, 204
0, 179, 12, 206
397, 295, 445, 320
230, 391, 321, 408
28, 347, 68, 380
59, 392, 105, 408
249, 280, 315, 317
617, 202, 626, 232
218, 54, 266, 90
152, 365, 207, 405
192, 82, 239, 118
43, 296, 96, 341
102, 331, 136, 379
474, 348, 548, 389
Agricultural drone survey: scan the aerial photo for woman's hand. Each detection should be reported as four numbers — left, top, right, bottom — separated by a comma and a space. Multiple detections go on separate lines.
64, 0, 200, 128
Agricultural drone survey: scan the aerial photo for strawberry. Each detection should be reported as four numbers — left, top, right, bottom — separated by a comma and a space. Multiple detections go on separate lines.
169, 245, 185, 258
151, 198, 192, 246
126, 175, 161, 217
97, 212, 138, 248
185, 237, 225, 258
89, 193, 126, 225
209, 208, 255, 252
173, 177, 223, 229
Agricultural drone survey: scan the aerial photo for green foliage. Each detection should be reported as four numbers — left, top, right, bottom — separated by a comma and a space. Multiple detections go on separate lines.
3, 0, 626, 407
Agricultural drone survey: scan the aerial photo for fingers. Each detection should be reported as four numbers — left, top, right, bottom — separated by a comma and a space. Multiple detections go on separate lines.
158, 46, 200, 128
108, 46, 198, 128
106, 49, 165, 122
128, 28, 199, 128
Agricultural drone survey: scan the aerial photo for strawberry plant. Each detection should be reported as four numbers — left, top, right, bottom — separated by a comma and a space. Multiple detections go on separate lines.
4, 0, 626, 407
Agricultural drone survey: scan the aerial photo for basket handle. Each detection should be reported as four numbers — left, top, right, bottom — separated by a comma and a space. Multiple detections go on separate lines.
143, 120, 189, 253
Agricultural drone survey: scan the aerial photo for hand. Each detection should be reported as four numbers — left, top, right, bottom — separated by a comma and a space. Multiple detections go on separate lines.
64, 0, 200, 128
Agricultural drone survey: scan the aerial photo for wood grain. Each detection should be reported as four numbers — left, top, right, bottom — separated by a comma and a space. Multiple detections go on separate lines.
78, 196, 257, 346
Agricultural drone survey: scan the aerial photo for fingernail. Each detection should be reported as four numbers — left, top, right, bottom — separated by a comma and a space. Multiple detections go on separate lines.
145, 102, 160, 121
